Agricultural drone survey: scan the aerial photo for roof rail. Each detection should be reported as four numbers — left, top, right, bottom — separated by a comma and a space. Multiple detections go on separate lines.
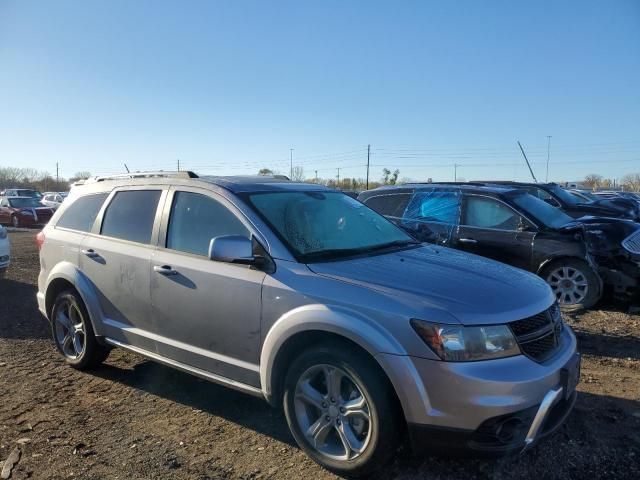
74, 170, 198, 185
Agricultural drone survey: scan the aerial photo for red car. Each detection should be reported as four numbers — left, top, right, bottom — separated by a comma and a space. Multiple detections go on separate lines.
0, 196, 54, 227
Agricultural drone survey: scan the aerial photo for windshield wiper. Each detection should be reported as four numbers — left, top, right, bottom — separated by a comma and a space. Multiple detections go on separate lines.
302, 240, 420, 263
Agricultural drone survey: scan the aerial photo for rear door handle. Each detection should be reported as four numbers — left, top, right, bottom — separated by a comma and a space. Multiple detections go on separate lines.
81, 249, 100, 258
458, 238, 478, 244
153, 265, 178, 276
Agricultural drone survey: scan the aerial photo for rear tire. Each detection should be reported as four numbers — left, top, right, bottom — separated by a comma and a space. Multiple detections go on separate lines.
51, 290, 110, 369
282, 342, 401, 477
541, 258, 601, 312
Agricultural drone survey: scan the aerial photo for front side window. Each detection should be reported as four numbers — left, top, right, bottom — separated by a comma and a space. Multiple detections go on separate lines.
246, 191, 415, 262
101, 190, 161, 244
363, 193, 411, 220
57, 193, 109, 232
463, 196, 519, 230
167, 191, 249, 256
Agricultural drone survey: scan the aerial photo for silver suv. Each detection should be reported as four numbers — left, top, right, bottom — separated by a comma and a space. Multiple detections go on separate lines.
37, 172, 580, 476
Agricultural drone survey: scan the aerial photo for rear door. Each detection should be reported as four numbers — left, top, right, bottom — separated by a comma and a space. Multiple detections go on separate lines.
80, 187, 166, 352
455, 194, 535, 271
149, 187, 265, 386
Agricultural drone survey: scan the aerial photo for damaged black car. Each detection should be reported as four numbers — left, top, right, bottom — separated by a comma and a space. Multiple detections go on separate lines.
359, 184, 640, 311
484, 181, 640, 221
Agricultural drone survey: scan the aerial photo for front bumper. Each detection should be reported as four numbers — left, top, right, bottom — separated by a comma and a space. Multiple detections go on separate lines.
376, 326, 578, 454
0, 241, 9, 270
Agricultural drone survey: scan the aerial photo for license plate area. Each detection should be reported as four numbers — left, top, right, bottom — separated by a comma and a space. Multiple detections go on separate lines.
560, 353, 581, 400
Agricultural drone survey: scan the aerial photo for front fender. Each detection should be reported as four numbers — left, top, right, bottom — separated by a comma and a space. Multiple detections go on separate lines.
44, 262, 105, 336
260, 303, 407, 402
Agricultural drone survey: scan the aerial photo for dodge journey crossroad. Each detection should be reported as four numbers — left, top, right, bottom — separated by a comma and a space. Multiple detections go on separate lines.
37, 172, 580, 476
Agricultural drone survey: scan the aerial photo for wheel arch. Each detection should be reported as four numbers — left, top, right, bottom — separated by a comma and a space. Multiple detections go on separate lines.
44, 262, 105, 336
260, 305, 407, 408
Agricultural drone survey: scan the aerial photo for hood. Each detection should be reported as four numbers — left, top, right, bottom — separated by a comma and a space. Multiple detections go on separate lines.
308, 245, 554, 326
560, 216, 640, 252
568, 201, 638, 220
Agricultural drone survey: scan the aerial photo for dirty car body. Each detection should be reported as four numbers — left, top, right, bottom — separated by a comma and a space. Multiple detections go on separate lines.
37, 173, 579, 475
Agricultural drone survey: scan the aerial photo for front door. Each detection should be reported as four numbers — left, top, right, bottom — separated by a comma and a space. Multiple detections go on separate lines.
454, 194, 535, 271
150, 188, 265, 387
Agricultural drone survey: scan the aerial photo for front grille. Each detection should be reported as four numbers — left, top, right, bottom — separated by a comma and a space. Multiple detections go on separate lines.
509, 303, 563, 363
622, 230, 640, 254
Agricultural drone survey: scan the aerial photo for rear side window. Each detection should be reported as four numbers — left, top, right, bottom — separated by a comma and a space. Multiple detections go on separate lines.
101, 190, 161, 244
167, 191, 249, 256
404, 190, 461, 224
56, 193, 109, 232
363, 193, 411, 219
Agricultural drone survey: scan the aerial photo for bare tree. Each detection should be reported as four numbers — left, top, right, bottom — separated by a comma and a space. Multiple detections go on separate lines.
69, 171, 92, 183
291, 166, 305, 182
583, 174, 603, 190
621, 173, 640, 192
258, 168, 274, 175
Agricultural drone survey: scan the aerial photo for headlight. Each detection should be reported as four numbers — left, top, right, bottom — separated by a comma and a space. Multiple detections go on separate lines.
410, 319, 520, 361
20, 210, 35, 216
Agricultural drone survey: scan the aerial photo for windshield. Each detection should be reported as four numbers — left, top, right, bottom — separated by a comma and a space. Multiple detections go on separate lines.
17, 190, 42, 198
511, 193, 573, 229
9, 197, 43, 208
245, 191, 416, 262
574, 190, 598, 201
549, 185, 580, 206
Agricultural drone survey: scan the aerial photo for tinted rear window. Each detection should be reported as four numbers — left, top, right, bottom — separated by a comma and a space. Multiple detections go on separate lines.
56, 193, 109, 232
101, 190, 161, 244
363, 193, 411, 219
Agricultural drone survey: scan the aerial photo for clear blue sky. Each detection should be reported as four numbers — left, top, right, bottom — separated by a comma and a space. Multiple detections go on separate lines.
1, 0, 638, 183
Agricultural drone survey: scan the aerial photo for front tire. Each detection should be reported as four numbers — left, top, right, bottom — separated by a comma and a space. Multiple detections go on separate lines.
283, 343, 401, 477
51, 290, 110, 369
11, 215, 19, 228
541, 258, 601, 311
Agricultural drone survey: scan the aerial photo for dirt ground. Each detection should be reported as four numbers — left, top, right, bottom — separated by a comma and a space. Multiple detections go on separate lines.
1, 230, 639, 480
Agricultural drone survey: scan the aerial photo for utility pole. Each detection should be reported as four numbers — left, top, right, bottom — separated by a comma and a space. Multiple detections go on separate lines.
366, 144, 371, 190
315, 170, 318, 183
454, 163, 458, 182
177, 158, 180, 171
337, 168, 341, 187
545, 136, 552, 182
56, 162, 59, 184
290, 148, 294, 179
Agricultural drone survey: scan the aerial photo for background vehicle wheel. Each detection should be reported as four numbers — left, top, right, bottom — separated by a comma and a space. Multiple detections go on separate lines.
283, 343, 401, 477
11, 215, 19, 228
541, 259, 601, 311
51, 290, 110, 369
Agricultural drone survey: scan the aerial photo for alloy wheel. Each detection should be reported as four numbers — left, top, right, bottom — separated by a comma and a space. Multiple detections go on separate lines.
293, 364, 372, 461
54, 298, 87, 359
547, 266, 588, 305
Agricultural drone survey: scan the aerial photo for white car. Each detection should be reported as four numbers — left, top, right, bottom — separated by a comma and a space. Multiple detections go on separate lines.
41, 192, 68, 210
0, 225, 9, 278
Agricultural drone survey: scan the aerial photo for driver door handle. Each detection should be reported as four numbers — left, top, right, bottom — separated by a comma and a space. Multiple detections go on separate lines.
81, 249, 100, 258
153, 265, 178, 276
458, 238, 478, 244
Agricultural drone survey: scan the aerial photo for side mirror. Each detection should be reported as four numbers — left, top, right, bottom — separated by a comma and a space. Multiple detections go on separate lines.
208, 235, 260, 265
